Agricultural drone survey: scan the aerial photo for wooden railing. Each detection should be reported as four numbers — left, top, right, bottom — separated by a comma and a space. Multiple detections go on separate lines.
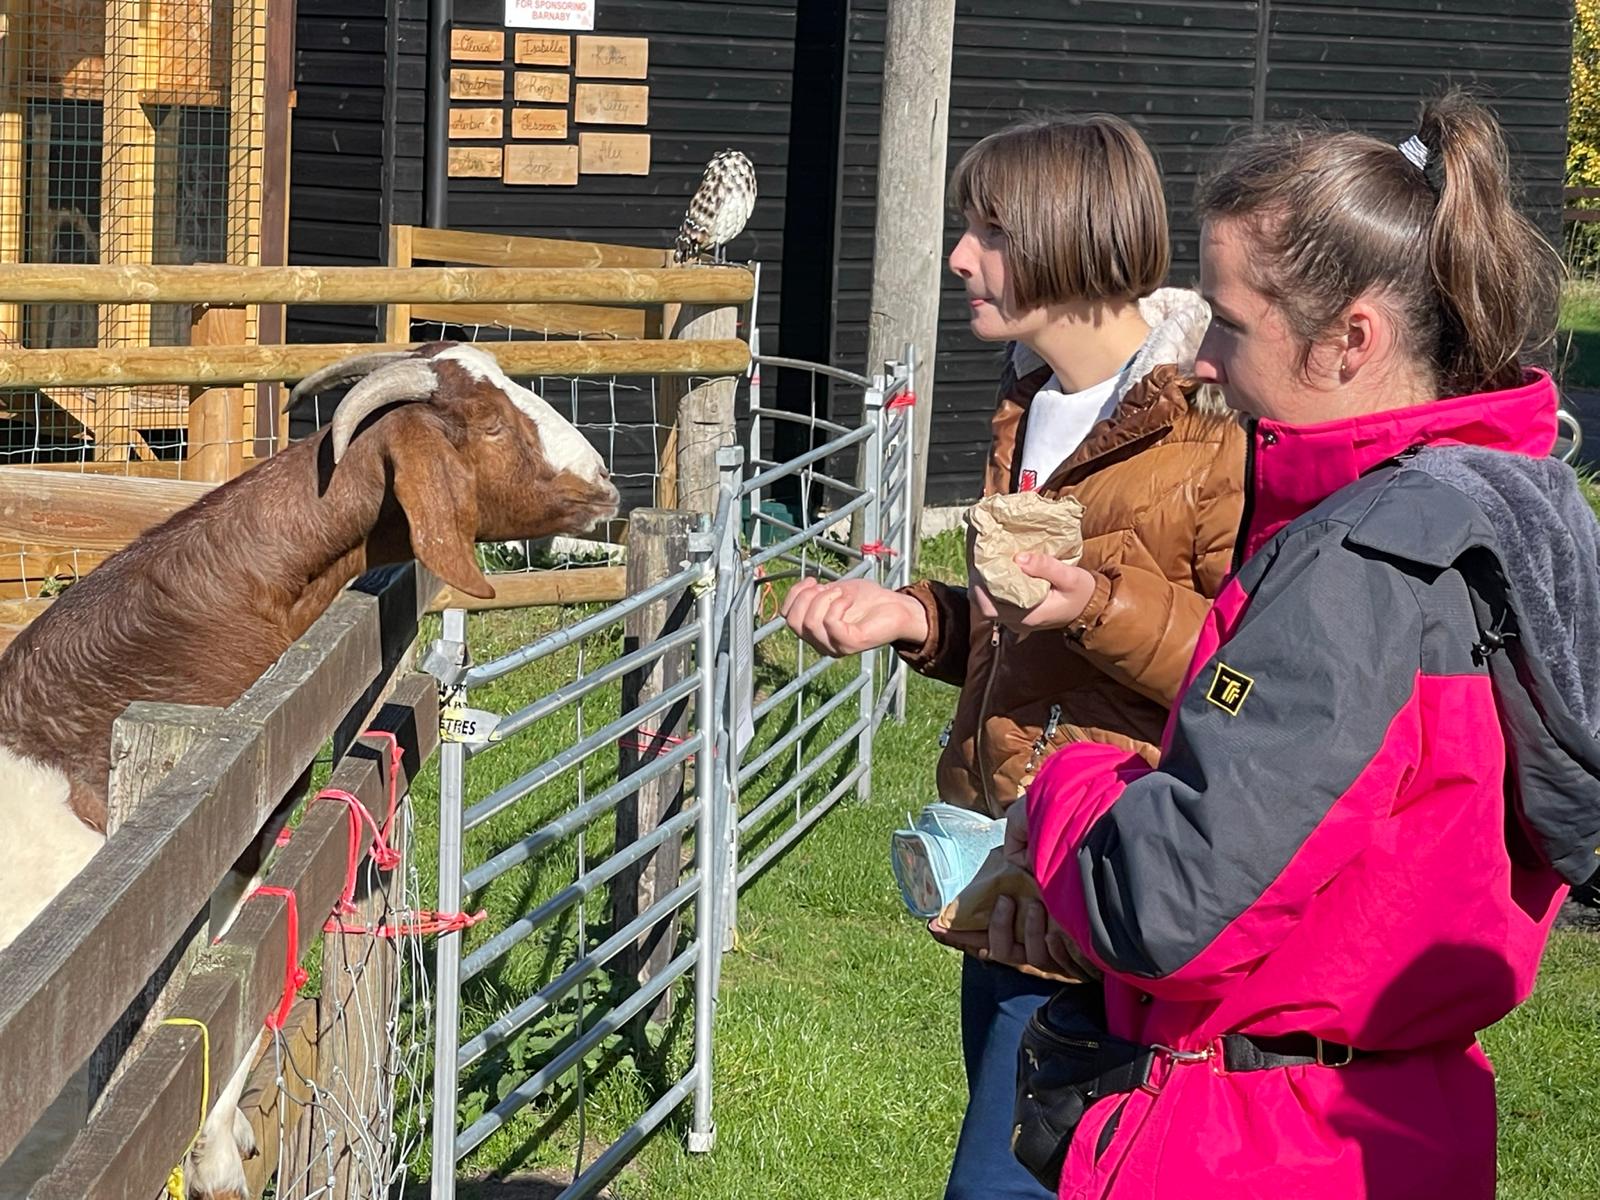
0, 561, 441, 1197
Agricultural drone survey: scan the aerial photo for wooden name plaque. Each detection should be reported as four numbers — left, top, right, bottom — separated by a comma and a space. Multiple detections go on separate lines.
504, 144, 580, 186
574, 83, 648, 126
448, 107, 504, 139
449, 68, 505, 100
514, 71, 571, 104
574, 35, 648, 79
448, 146, 503, 177
578, 132, 650, 175
512, 107, 568, 139
514, 32, 571, 65
450, 29, 504, 62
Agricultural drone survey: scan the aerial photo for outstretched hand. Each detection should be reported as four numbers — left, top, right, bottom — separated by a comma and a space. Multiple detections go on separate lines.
973, 553, 1099, 634
779, 576, 929, 659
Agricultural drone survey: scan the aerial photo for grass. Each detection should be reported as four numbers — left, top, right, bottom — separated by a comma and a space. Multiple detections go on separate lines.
1559, 279, 1600, 391
404, 528, 1600, 1199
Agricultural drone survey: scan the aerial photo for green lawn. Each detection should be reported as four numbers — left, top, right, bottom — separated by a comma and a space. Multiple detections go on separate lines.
416, 528, 1600, 1199
1559, 280, 1600, 391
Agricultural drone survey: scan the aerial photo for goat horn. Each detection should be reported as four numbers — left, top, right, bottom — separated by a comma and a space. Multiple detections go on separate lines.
330, 360, 440, 463
285, 351, 420, 413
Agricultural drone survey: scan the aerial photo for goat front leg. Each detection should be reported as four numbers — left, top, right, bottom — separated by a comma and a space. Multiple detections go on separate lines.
184, 1045, 260, 1200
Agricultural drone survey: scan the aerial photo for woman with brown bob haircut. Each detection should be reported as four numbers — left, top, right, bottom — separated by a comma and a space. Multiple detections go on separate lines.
782, 114, 1246, 1199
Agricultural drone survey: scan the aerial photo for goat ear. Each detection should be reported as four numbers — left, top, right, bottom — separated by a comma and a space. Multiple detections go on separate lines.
388, 422, 496, 600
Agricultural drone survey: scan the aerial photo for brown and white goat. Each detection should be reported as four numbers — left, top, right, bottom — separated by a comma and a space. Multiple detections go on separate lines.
0, 341, 618, 1196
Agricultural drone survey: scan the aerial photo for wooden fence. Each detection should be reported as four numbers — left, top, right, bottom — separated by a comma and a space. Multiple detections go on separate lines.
0, 235, 753, 624
0, 560, 441, 1198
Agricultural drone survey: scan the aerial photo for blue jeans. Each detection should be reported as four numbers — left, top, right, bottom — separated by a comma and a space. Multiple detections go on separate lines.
944, 956, 1060, 1200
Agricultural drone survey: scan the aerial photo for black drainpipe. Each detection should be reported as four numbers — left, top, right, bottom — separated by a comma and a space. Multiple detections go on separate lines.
424, 0, 452, 227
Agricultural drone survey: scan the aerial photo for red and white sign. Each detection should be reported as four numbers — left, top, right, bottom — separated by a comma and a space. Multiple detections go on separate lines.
505, 0, 594, 30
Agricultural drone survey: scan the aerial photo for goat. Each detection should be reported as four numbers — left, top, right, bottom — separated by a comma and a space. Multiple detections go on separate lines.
0, 341, 619, 1197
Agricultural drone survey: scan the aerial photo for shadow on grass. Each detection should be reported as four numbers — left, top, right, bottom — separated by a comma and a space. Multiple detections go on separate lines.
1558, 326, 1600, 392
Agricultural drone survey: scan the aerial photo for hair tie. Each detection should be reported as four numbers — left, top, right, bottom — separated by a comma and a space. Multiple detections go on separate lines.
1397, 135, 1429, 171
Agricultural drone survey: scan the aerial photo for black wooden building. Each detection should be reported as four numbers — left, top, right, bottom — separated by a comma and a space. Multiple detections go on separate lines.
289, 0, 1573, 506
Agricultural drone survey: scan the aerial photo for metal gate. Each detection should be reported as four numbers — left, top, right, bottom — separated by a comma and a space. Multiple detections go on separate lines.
424, 347, 915, 1198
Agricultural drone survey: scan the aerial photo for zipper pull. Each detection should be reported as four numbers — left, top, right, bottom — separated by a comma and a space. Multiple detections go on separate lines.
990, 624, 1001, 648
1043, 704, 1061, 742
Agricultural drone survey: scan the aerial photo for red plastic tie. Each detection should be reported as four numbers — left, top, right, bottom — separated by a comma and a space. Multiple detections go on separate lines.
860, 541, 899, 559
623, 726, 694, 763
312, 787, 401, 930
327, 908, 487, 938
358, 729, 405, 848
274, 826, 295, 849
887, 390, 916, 410
249, 886, 308, 1030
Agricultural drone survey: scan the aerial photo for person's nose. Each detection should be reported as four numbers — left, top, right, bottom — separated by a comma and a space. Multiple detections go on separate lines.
1194, 325, 1226, 385
949, 231, 977, 280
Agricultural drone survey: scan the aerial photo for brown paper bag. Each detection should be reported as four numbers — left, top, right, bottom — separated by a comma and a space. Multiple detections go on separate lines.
939, 846, 1099, 983
967, 491, 1086, 610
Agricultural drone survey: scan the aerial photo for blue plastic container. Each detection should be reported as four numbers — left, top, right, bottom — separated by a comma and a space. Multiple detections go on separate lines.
890, 803, 1006, 918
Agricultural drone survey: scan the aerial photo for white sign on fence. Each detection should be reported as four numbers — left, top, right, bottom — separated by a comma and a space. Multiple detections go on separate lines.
505, 0, 595, 30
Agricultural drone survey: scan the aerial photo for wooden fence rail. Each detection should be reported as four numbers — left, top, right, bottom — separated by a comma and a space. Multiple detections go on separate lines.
0, 264, 754, 306
0, 337, 751, 390
33, 673, 439, 1199
0, 560, 438, 1172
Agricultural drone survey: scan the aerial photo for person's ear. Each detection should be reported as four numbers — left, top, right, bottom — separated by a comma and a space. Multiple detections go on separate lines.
1338, 297, 1390, 380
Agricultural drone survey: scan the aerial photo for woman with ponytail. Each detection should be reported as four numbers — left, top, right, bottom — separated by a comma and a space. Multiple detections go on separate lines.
1009, 93, 1593, 1198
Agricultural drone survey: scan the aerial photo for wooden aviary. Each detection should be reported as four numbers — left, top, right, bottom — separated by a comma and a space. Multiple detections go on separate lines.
0, 0, 289, 465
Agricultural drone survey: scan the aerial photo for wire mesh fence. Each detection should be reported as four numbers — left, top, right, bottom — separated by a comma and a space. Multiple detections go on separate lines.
0, 0, 268, 470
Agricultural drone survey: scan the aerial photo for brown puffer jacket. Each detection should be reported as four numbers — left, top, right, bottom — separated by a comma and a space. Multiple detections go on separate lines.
898, 359, 1246, 817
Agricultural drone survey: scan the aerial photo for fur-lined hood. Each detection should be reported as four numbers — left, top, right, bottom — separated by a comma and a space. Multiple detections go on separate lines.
1007, 287, 1228, 416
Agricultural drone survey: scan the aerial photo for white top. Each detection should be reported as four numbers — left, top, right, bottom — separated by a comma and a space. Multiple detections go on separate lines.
1015, 365, 1130, 492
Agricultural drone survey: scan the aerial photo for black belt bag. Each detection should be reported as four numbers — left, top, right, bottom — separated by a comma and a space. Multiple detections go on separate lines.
1012, 985, 1371, 1191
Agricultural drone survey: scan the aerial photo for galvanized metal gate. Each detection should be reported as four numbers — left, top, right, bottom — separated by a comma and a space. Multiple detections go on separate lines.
424, 348, 915, 1199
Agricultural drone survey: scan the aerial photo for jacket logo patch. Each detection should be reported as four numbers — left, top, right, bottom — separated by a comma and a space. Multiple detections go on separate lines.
1206, 663, 1254, 716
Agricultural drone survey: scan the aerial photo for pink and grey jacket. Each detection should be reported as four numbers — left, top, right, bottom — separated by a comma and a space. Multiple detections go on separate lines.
1027, 369, 1600, 1199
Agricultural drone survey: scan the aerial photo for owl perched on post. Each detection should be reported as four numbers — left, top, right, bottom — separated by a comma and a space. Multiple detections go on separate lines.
674, 149, 757, 264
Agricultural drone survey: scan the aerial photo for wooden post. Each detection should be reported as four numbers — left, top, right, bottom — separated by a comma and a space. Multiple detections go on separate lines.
240, 1000, 316, 1198
612, 509, 695, 1021
187, 305, 249, 482
864, 0, 955, 557
385, 224, 415, 343
100, 0, 158, 461
82, 705, 222, 1160
662, 303, 739, 516
0, 7, 25, 344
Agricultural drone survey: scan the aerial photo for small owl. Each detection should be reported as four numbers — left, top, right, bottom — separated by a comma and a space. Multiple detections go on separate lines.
674, 149, 757, 264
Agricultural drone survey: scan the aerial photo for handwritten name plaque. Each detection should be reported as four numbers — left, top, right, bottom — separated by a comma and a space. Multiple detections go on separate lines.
514, 32, 571, 65
449, 69, 505, 100
448, 107, 504, 139
504, 143, 580, 186
575, 35, 648, 79
578, 131, 651, 175
450, 29, 504, 62
514, 71, 571, 103
574, 83, 648, 126
448, 146, 504, 178
512, 107, 568, 139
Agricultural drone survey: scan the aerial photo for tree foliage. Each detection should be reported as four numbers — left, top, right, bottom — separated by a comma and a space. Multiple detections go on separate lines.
1571, 0, 1600, 187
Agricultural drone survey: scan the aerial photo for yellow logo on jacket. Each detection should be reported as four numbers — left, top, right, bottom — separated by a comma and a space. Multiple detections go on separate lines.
1206, 662, 1254, 716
